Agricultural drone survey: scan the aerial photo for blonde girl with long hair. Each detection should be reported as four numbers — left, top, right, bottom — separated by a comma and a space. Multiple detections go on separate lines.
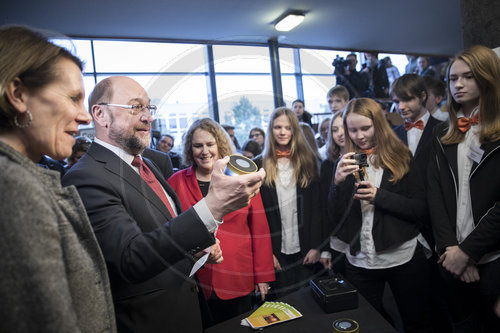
428, 45, 500, 332
328, 98, 433, 333
256, 107, 323, 297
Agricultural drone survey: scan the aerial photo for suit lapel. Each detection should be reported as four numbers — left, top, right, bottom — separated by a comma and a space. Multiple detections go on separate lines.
88, 143, 173, 220
470, 140, 500, 178
394, 125, 408, 145
441, 142, 459, 194
414, 117, 437, 158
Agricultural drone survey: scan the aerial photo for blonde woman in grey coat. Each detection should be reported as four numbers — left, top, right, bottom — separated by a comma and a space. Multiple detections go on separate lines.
0, 25, 116, 332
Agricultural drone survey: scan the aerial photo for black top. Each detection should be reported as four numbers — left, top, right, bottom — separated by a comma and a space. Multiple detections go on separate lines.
197, 180, 210, 197
328, 157, 426, 254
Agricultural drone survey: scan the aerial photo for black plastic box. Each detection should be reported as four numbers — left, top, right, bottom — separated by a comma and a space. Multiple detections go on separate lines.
310, 274, 358, 313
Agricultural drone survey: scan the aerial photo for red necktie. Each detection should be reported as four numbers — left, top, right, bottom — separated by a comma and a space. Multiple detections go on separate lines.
404, 120, 424, 131
457, 114, 479, 133
276, 150, 291, 158
132, 156, 176, 217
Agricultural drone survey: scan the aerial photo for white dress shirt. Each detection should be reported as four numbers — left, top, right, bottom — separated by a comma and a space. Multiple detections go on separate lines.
407, 111, 430, 156
455, 110, 500, 264
318, 145, 327, 160
276, 160, 300, 255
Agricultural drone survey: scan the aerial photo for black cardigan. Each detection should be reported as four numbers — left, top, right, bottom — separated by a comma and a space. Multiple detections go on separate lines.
327, 157, 427, 254
428, 123, 500, 262
255, 156, 323, 256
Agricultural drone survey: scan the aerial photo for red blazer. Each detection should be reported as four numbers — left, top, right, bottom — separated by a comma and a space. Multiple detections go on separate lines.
168, 166, 275, 300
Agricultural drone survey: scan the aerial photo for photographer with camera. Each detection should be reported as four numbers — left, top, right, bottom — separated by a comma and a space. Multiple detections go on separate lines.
334, 53, 370, 99
327, 98, 433, 333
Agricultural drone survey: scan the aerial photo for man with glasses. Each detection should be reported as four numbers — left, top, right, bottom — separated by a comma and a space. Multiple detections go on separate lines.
63, 76, 265, 332
156, 134, 174, 153
153, 134, 182, 170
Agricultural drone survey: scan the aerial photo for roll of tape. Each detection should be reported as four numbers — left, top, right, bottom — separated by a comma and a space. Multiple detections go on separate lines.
224, 154, 258, 176
332, 319, 359, 333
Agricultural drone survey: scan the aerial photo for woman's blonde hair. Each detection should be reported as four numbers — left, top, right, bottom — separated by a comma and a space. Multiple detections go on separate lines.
0, 25, 82, 130
182, 118, 235, 167
263, 107, 318, 187
441, 45, 500, 145
326, 112, 344, 162
343, 98, 411, 183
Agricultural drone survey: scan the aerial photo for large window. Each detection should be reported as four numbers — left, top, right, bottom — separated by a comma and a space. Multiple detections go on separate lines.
213, 45, 274, 146
298, 49, 349, 126
92, 41, 206, 73
59, 37, 409, 148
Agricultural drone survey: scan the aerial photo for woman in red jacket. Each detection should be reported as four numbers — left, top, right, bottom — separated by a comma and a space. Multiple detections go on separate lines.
168, 118, 275, 326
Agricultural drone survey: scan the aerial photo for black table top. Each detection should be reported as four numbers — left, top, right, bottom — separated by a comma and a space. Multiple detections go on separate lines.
206, 286, 398, 333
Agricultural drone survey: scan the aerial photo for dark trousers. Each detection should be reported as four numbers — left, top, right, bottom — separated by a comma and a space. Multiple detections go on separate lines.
439, 257, 500, 333
204, 292, 252, 327
345, 245, 433, 333
272, 252, 322, 298
330, 248, 347, 276
427, 254, 453, 333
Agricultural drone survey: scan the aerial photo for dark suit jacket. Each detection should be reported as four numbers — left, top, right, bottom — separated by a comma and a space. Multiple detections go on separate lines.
298, 111, 313, 129
328, 158, 427, 254
428, 124, 500, 262
394, 115, 442, 181
394, 115, 442, 247
168, 151, 183, 170
62, 142, 215, 333
371, 62, 390, 98
38, 155, 66, 178
142, 147, 174, 180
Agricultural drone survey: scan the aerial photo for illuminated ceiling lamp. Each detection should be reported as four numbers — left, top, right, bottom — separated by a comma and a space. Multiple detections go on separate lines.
274, 11, 305, 32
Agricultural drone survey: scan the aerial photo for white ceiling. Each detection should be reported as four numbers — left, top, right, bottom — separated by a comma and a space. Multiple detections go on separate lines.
2, 0, 464, 56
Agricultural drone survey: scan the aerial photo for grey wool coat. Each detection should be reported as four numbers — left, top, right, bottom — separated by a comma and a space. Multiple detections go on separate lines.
0, 141, 116, 333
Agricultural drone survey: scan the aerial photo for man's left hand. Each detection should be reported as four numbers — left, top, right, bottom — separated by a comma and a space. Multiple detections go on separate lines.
206, 238, 223, 264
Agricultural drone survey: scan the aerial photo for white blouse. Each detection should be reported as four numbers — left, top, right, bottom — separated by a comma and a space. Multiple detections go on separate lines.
276, 160, 300, 255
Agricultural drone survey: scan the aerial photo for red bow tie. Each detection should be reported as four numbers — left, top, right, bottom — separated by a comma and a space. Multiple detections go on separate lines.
363, 147, 377, 156
276, 150, 291, 159
404, 120, 424, 131
457, 114, 479, 133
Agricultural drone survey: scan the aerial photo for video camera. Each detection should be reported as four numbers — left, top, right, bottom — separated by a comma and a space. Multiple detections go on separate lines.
332, 55, 349, 75
353, 152, 368, 184
353, 152, 368, 168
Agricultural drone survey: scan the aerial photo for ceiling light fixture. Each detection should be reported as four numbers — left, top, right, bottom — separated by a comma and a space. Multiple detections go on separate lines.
275, 13, 305, 32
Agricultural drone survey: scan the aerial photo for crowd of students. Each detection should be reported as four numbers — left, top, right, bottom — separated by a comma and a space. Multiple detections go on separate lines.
161, 44, 500, 332
169, 45, 499, 333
